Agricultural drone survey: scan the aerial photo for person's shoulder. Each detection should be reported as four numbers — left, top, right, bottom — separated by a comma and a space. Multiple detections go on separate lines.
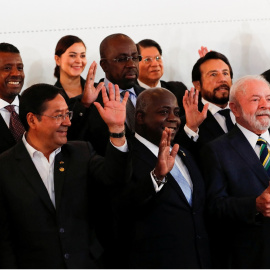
63, 141, 94, 155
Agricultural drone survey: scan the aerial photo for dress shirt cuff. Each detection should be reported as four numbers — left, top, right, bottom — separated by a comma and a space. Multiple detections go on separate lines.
110, 139, 128, 152
184, 124, 199, 142
150, 172, 164, 192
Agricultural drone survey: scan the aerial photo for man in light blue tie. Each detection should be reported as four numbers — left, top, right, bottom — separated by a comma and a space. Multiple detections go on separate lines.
113, 87, 211, 269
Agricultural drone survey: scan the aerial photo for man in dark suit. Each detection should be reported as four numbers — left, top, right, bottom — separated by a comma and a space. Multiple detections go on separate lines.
0, 83, 130, 268
175, 51, 234, 156
68, 33, 144, 156
114, 87, 211, 268
136, 39, 187, 115
0, 42, 25, 154
201, 75, 270, 268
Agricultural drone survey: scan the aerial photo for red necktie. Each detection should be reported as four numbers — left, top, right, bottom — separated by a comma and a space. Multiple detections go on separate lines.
5, 105, 25, 141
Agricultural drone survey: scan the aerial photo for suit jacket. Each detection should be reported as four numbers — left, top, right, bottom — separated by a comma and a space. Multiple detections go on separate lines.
201, 126, 270, 268
67, 79, 145, 156
0, 114, 17, 154
0, 140, 130, 269
175, 99, 228, 159
113, 137, 211, 268
160, 80, 187, 116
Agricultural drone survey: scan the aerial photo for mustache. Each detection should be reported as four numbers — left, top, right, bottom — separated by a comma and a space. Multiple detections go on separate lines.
214, 84, 230, 91
256, 110, 270, 117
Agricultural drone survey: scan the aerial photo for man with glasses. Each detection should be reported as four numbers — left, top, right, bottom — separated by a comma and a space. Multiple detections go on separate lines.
136, 39, 188, 115
0, 83, 130, 268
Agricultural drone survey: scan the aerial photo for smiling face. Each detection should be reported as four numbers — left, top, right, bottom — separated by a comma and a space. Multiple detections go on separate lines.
136, 89, 180, 146
138, 46, 164, 87
0, 52, 24, 103
29, 94, 71, 156
193, 59, 232, 108
100, 36, 139, 90
55, 42, 87, 78
230, 79, 270, 134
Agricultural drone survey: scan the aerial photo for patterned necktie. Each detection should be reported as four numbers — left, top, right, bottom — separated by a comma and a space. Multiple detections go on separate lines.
5, 105, 25, 141
257, 137, 270, 176
170, 163, 192, 205
218, 108, 234, 131
120, 90, 135, 133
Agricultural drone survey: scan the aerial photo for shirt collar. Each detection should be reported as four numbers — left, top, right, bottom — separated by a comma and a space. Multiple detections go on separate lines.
135, 132, 159, 157
0, 95, 20, 110
137, 79, 161, 89
104, 77, 136, 96
22, 133, 61, 160
236, 123, 270, 150
201, 97, 230, 115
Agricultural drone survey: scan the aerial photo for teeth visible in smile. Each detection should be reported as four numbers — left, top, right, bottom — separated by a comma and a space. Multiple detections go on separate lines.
8, 82, 19, 85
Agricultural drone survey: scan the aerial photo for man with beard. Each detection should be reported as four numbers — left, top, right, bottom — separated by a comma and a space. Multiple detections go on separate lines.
201, 75, 270, 268
0, 43, 25, 153
175, 51, 234, 156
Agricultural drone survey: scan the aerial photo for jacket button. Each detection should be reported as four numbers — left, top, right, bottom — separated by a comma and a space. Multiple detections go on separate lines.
64, 253, 70, 259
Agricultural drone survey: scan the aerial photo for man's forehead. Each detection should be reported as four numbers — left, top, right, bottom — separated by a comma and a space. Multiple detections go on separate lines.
201, 59, 229, 72
0, 52, 22, 64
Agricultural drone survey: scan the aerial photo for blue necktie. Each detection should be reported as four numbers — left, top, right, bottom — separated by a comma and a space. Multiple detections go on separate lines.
218, 109, 234, 131
170, 163, 192, 205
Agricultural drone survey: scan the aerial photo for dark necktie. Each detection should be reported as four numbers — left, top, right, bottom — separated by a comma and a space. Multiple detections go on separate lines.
5, 105, 25, 141
218, 108, 234, 132
257, 137, 270, 176
120, 90, 135, 133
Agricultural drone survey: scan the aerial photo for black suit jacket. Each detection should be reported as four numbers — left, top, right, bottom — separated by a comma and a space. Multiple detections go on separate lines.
113, 137, 211, 268
175, 99, 229, 159
201, 126, 270, 268
67, 79, 144, 156
0, 114, 16, 154
0, 140, 130, 268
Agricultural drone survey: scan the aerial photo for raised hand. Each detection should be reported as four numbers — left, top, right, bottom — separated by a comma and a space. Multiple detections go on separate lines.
81, 61, 104, 108
154, 128, 179, 181
198, 46, 210, 58
256, 183, 270, 217
183, 87, 209, 132
94, 83, 129, 134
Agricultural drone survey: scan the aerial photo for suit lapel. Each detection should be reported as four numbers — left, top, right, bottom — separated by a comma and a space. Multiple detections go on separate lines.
54, 147, 69, 210
0, 114, 16, 145
228, 127, 270, 187
14, 141, 55, 214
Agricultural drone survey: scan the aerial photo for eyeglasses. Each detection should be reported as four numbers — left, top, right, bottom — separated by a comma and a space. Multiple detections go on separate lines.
142, 56, 163, 64
36, 111, 73, 123
101, 55, 142, 63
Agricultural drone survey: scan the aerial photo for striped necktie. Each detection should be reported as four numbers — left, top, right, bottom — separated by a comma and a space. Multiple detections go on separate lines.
257, 137, 270, 176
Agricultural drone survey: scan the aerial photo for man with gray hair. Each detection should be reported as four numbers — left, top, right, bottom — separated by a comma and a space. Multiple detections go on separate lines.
201, 75, 270, 268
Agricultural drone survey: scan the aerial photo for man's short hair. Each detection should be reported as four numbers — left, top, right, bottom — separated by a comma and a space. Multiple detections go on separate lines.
19, 84, 62, 131
192, 51, 233, 82
136, 39, 162, 55
0, 43, 20, 53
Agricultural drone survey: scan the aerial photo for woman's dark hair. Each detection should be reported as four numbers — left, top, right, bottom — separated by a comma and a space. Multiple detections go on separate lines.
54, 35, 86, 79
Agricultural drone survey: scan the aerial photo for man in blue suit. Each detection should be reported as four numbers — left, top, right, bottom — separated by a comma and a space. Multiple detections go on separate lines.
201, 75, 270, 268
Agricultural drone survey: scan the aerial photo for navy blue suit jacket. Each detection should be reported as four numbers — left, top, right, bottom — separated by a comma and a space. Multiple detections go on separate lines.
201, 126, 270, 268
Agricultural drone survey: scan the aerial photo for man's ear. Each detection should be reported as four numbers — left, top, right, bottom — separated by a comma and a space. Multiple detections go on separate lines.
229, 102, 240, 118
135, 111, 145, 125
27, 112, 38, 129
100, 59, 107, 73
193, 80, 201, 91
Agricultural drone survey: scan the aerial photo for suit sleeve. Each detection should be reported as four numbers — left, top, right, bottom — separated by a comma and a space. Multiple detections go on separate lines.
200, 143, 258, 225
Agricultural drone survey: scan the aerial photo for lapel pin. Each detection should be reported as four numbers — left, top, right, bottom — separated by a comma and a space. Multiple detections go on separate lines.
180, 150, 186, 156
59, 167, 65, 172
60, 161, 64, 164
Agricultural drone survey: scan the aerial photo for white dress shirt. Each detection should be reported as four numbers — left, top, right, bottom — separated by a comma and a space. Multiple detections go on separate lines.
0, 96, 20, 127
237, 123, 270, 157
22, 134, 60, 208
135, 133, 193, 192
